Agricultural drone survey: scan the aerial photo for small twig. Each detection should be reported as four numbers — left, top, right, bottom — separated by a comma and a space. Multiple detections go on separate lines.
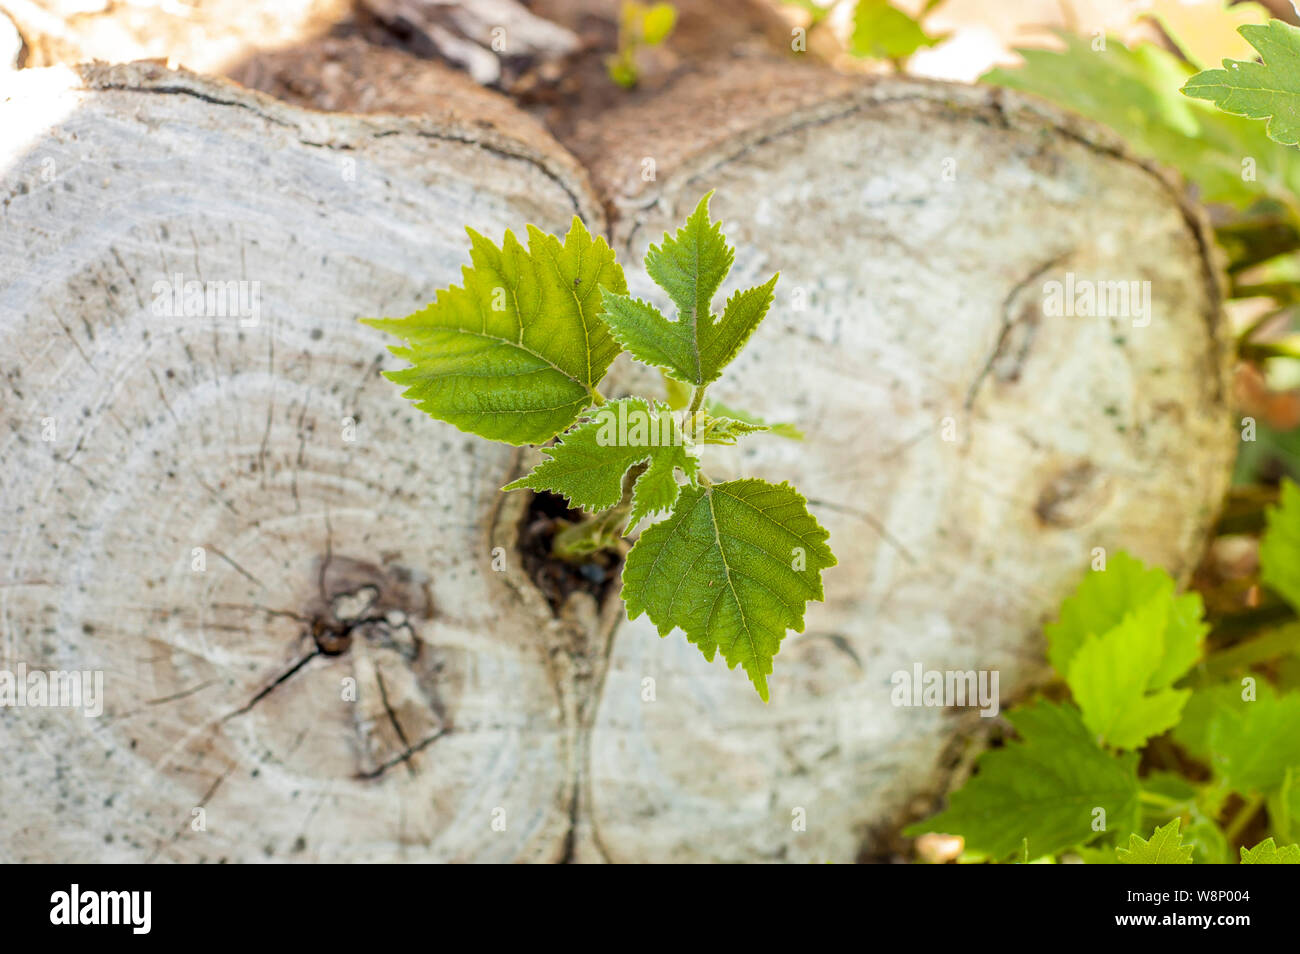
1224, 794, 1264, 844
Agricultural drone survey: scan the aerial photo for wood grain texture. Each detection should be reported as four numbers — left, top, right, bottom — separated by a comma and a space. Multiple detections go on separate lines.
0, 61, 1232, 862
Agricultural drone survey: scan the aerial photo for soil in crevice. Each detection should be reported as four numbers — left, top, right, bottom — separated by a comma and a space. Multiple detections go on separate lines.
517, 490, 622, 614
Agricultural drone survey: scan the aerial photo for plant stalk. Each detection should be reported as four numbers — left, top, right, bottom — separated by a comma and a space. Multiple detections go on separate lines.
550, 463, 646, 560
1224, 793, 1265, 844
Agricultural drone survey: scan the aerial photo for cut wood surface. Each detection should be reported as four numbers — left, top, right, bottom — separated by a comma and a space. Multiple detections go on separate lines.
0, 60, 1232, 862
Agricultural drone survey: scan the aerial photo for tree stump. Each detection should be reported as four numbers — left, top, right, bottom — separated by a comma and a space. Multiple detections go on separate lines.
0, 60, 1232, 862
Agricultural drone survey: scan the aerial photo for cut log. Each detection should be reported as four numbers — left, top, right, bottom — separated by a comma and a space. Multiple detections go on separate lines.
0, 61, 1232, 863
0, 61, 603, 862
573, 62, 1233, 861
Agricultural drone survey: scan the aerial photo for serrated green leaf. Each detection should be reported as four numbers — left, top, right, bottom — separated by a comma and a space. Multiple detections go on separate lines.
622, 478, 836, 701
986, 31, 1300, 208
850, 0, 943, 61
1177, 681, 1300, 793
363, 217, 625, 446
503, 397, 697, 528
904, 701, 1141, 861
1183, 20, 1300, 147
705, 398, 804, 441
1066, 599, 1191, 750
627, 453, 696, 530
1241, 837, 1300, 863
600, 194, 779, 386
695, 414, 768, 446
646, 192, 732, 328
1116, 818, 1195, 864
1046, 552, 1206, 690
1260, 479, 1300, 611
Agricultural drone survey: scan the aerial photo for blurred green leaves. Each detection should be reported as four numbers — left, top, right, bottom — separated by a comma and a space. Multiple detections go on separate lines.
904, 701, 1141, 862
850, 0, 944, 62
607, 1, 677, 88
910, 551, 1300, 863
985, 31, 1300, 209
1045, 551, 1207, 692
1261, 478, 1300, 608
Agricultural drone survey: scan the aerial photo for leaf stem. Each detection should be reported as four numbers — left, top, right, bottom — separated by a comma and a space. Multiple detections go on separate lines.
1195, 621, 1300, 683
589, 388, 607, 406
685, 384, 708, 440
551, 504, 625, 560
1224, 794, 1264, 844
1239, 338, 1300, 362
550, 462, 644, 559
1138, 789, 1183, 810
1281, 195, 1300, 237
687, 384, 706, 418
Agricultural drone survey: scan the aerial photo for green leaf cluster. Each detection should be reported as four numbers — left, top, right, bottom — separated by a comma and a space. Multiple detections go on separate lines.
1260, 479, 1300, 610
903, 700, 1141, 861
985, 30, 1300, 210
1046, 552, 1207, 750
909, 550, 1300, 864
607, 1, 677, 88
503, 397, 698, 529
366, 194, 835, 701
